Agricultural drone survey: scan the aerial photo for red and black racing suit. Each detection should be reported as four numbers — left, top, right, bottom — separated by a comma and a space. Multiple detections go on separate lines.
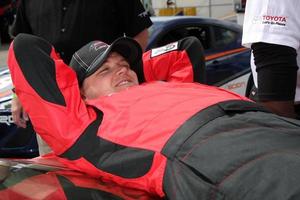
8, 34, 300, 199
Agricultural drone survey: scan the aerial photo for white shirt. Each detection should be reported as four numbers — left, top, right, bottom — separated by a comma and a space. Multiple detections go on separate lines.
242, 0, 300, 103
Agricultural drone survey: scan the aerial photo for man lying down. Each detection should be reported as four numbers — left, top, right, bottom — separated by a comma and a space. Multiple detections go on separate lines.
8, 33, 300, 200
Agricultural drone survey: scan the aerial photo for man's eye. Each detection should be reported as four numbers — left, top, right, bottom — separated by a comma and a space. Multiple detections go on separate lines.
121, 63, 130, 68
98, 68, 108, 74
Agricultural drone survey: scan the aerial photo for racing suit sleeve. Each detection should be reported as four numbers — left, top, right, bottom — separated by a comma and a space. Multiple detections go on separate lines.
142, 36, 206, 83
7, 33, 98, 155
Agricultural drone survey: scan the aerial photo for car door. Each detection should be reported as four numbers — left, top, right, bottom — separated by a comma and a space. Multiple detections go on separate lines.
206, 25, 250, 86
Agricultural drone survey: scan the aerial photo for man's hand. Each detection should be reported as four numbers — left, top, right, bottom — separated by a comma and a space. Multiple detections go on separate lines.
11, 96, 28, 128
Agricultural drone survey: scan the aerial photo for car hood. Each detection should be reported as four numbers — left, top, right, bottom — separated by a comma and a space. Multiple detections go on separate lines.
0, 157, 160, 200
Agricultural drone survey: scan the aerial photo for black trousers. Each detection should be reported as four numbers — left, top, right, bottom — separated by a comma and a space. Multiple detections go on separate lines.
162, 100, 300, 200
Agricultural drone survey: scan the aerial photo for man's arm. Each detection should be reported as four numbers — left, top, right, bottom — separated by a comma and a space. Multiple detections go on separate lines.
11, 95, 28, 128
252, 42, 298, 118
133, 28, 149, 52
10, 0, 32, 37
8, 34, 98, 155
142, 36, 206, 83
116, 0, 152, 52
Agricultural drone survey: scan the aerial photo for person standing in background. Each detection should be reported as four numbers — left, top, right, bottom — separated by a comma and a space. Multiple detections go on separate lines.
10, 0, 153, 155
242, 0, 300, 119
11, 0, 152, 63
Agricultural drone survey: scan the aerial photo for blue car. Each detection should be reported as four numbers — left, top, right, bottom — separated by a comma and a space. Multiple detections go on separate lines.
148, 16, 251, 95
0, 68, 38, 158
0, 16, 252, 158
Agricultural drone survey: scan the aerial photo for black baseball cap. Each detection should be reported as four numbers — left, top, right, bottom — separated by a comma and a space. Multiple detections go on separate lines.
69, 37, 142, 86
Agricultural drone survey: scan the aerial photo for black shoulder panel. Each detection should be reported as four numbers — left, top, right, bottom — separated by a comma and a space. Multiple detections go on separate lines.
178, 36, 206, 83
13, 33, 66, 106
61, 108, 154, 179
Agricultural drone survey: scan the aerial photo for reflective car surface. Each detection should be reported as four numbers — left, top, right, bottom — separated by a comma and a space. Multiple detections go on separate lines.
0, 157, 160, 199
148, 16, 251, 95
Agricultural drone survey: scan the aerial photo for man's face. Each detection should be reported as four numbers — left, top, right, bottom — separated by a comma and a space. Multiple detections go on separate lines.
80, 52, 139, 100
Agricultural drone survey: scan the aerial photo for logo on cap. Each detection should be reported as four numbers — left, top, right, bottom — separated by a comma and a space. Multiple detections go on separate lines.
89, 42, 109, 52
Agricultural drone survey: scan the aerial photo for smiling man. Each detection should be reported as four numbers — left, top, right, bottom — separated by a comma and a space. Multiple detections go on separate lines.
70, 39, 141, 100
8, 33, 300, 199
81, 52, 139, 99
80, 52, 139, 99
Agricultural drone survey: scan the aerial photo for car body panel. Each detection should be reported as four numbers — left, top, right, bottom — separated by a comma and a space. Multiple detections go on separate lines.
0, 69, 13, 110
0, 68, 38, 158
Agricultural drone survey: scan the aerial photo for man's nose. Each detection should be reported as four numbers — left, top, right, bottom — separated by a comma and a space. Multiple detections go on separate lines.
115, 66, 127, 75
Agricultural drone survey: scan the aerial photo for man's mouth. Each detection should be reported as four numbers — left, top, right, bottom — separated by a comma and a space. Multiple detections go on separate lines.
116, 79, 131, 87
